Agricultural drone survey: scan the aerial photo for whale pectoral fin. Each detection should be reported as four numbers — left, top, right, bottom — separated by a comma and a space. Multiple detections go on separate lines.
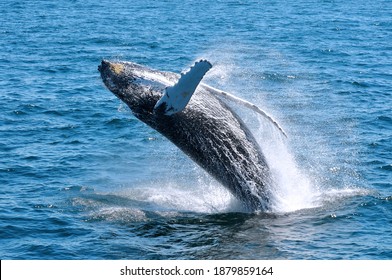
203, 84, 288, 138
154, 59, 212, 115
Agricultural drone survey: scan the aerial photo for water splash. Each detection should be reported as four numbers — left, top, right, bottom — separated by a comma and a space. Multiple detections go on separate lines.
77, 176, 243, 222
200, 51, 369, 214
254, 119, 320, 213
203, 54, 320, 213
117, 178, 243, 214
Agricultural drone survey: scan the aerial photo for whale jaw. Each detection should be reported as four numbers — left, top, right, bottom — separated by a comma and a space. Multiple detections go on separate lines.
98, 60, 166, 116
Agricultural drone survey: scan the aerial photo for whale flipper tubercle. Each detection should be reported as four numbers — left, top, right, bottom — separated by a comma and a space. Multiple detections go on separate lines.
154, 59, 212, 115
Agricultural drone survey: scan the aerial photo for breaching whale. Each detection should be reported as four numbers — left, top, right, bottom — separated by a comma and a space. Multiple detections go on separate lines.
98, 59, 285, 211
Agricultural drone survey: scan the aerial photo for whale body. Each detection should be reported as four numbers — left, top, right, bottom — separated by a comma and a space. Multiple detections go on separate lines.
98, 59, 276, 211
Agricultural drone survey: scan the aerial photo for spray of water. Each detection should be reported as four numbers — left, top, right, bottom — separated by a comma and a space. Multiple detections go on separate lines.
254, 117, 321, 213
202, 54, 319, 213
83, 178, 242, 222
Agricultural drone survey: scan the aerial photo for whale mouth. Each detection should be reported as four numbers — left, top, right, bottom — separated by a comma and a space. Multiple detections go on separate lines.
98, 59, 110, 73
98, 60, 116, 83
99, 60, 167, 117
98, 60, 117, 91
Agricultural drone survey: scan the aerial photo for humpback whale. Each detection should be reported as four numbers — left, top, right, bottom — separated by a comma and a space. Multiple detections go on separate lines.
98, 59, 285, 211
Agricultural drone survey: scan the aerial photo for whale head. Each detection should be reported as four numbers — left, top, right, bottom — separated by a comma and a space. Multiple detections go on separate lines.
98, 60, 175, 117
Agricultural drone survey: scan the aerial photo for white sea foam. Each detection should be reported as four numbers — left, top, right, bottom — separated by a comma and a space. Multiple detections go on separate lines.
253, 118, 321, 213
117, 178, 242, 214
198, 54, 363, 213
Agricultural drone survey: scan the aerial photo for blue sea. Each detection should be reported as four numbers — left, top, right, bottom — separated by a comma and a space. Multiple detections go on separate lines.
1, 0, 391, 260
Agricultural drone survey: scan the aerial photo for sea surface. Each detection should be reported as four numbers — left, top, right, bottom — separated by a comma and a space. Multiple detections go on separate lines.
1, 0, 391, 259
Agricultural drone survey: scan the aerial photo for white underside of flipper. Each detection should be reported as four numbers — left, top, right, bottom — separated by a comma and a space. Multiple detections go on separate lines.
153, 59, 286, 138
154, 60, 212, 115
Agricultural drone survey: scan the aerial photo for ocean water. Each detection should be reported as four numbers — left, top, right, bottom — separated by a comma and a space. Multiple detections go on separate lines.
1, 0, 391, 259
